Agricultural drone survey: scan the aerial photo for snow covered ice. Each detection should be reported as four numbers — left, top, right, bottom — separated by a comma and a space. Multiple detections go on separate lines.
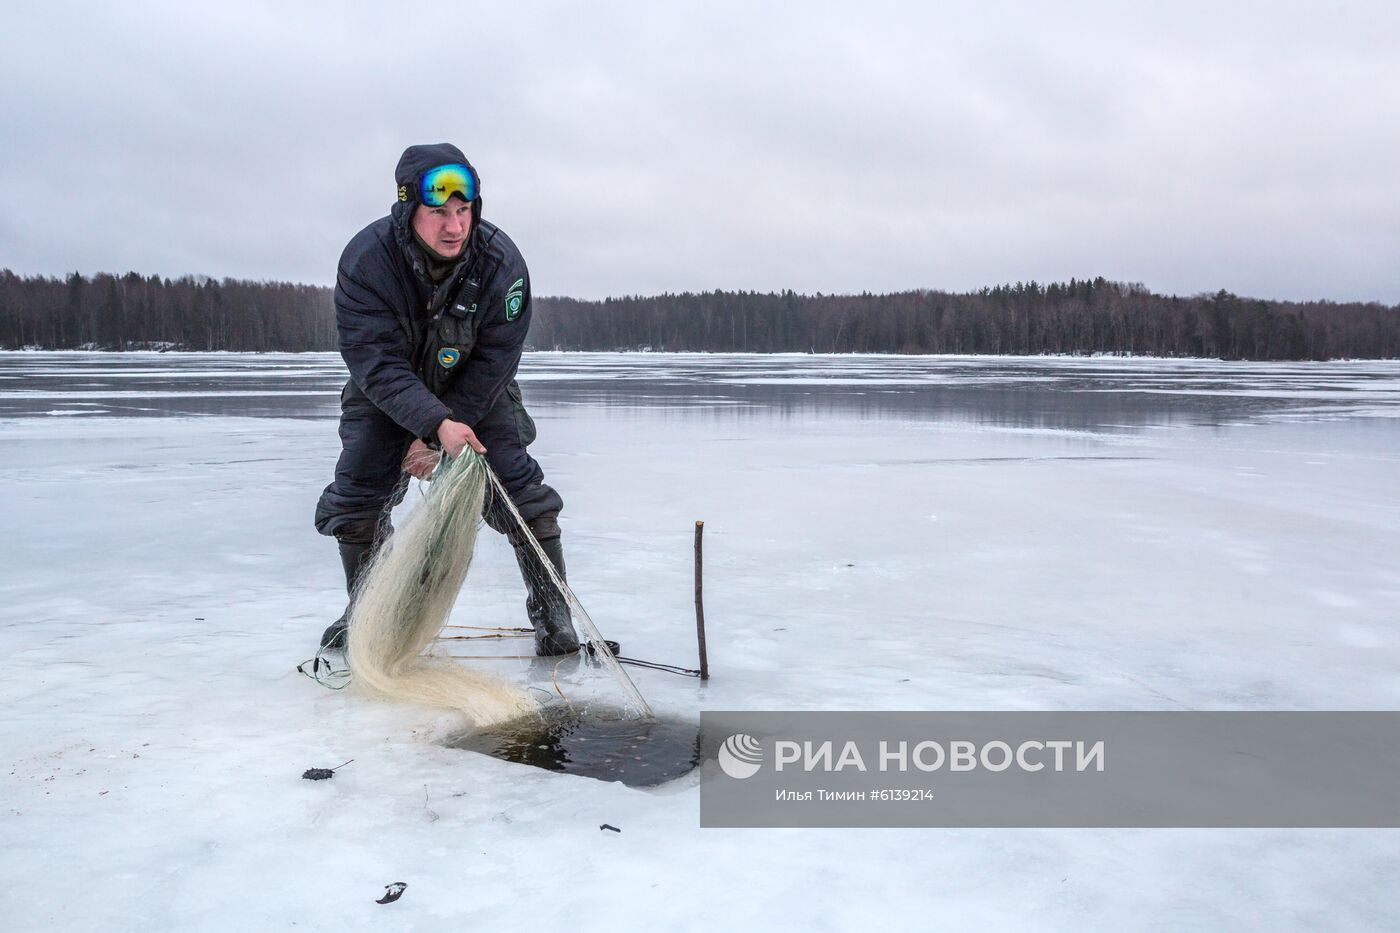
3, 351, 1399, 931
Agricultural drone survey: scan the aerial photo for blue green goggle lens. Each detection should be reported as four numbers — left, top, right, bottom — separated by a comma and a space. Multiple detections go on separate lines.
418, 163, 478, 206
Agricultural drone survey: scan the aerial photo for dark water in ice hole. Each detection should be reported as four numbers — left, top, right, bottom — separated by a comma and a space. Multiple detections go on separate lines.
446, 705, 711, 787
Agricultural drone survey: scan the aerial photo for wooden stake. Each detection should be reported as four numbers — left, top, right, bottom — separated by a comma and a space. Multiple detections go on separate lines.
694, 520, 710, 681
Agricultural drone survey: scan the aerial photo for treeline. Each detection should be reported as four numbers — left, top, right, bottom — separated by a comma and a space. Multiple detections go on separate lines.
0, 270, 335, 352
2, 270, 1397, 360
532, 280, 1400, 360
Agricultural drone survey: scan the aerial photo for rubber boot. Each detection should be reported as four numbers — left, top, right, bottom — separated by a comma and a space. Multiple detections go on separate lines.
320, 537, 374, 651
513, 534, 580, 656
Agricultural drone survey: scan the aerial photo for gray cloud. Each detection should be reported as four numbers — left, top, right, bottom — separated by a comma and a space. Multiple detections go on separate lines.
2, 0, 1397, 301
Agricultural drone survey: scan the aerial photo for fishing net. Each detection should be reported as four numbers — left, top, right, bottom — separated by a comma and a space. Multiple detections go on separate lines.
344, 449, 651, 729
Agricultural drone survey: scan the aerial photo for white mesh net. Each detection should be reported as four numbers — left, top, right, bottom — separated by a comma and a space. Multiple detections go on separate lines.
344, 449, 652, 730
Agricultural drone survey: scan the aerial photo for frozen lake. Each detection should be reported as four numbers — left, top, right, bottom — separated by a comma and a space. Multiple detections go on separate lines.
3, 351, 1399, 930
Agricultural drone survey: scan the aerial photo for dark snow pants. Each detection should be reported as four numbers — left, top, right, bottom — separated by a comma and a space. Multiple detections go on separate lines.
314, 377, 563, 544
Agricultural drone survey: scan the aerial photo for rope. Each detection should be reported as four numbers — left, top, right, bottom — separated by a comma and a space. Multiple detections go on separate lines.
443, 624, 532, 633
297, 651, 352, 690
304, 644, 699, 687
439, 649, 703, 678
550, 655, 577, 713
616, 656, 703, 678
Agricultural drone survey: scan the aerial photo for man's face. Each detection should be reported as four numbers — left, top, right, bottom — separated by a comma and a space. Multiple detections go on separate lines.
412, 196, 472, 258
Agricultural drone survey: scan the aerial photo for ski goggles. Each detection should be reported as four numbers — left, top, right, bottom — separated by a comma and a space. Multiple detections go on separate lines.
413, 163, 479, 206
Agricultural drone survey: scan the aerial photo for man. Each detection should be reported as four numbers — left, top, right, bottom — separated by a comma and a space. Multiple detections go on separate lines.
313, 142, 578, 656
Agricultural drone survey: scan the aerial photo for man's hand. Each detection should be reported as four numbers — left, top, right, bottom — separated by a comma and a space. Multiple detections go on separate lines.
403, 439, 441, 480
436, 418, 487, 457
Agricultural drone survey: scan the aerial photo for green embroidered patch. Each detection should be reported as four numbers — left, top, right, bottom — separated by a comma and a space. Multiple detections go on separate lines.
505, 277, 525, 321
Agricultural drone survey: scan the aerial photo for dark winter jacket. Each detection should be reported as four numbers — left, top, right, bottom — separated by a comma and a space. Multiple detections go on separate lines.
333, 201, 532, 440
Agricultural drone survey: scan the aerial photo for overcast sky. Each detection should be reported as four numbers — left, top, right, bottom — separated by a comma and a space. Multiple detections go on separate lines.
2, 1, 1397, 302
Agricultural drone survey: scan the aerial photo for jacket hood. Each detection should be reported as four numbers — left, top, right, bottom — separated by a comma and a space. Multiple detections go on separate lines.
390, 143, 484, 269
393, 143, 481, 208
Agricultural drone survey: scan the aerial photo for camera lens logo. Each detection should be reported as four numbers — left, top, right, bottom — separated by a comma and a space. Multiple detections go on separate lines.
718, 734, 763, 779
